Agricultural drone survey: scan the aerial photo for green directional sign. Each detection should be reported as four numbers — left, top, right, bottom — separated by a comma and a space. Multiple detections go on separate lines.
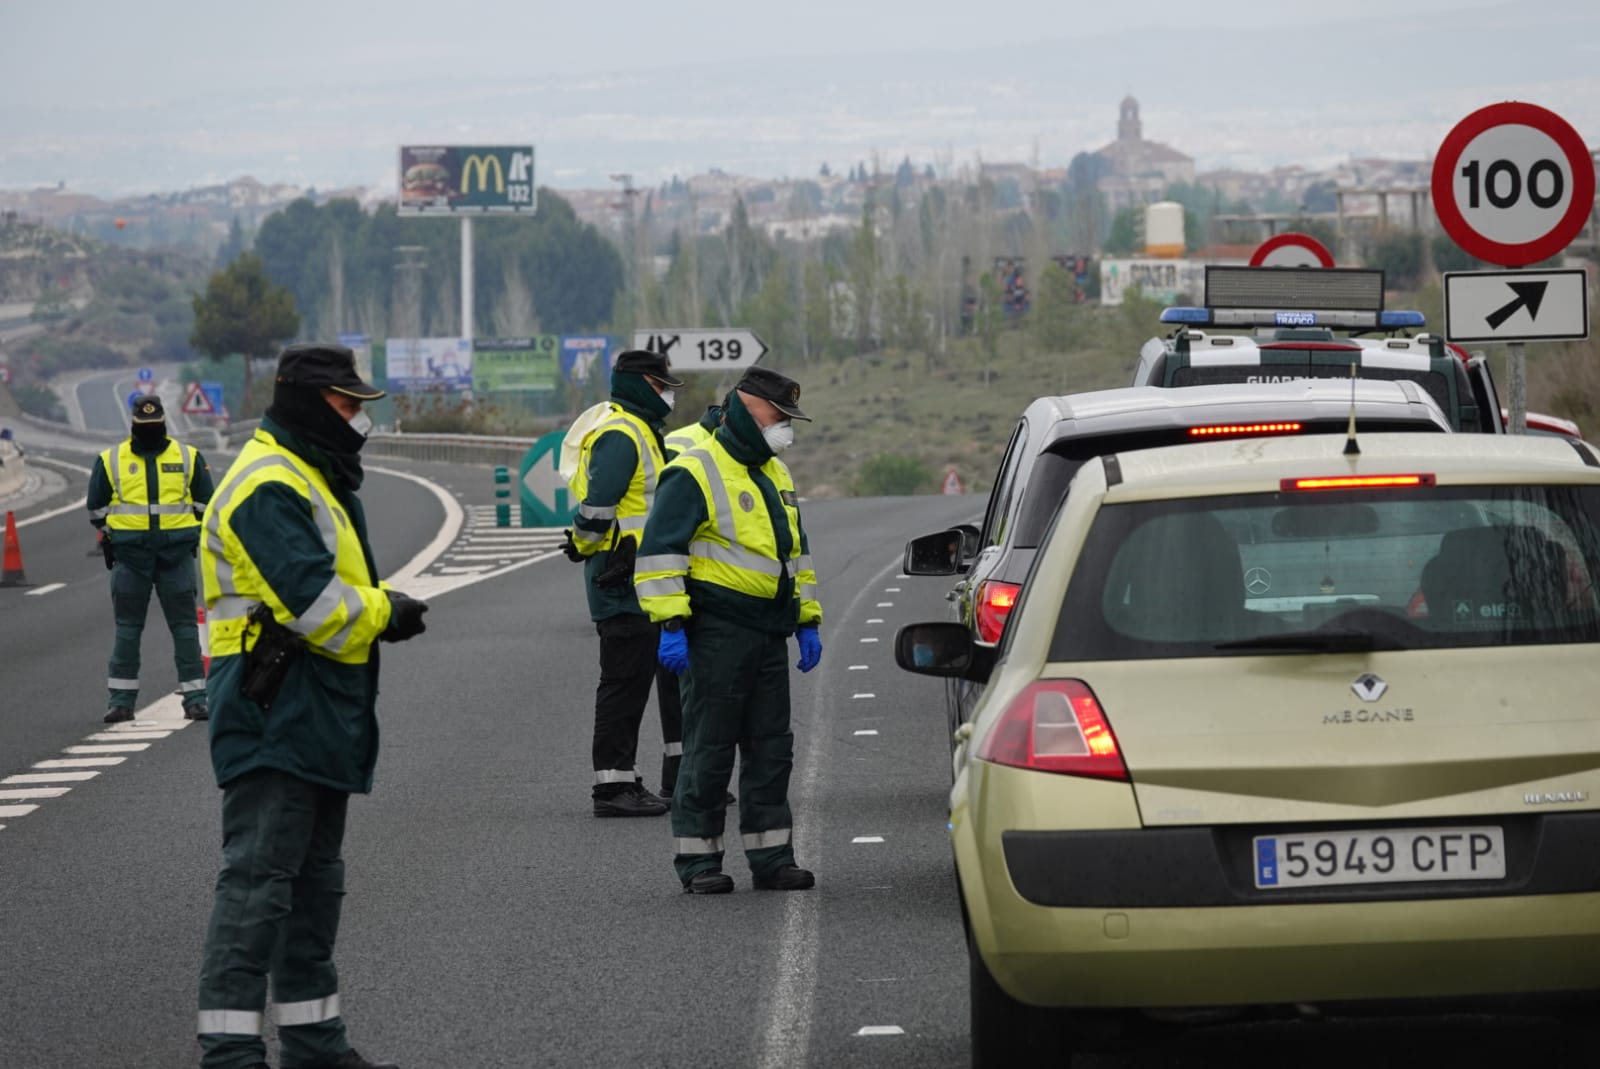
519, 430, 576, 527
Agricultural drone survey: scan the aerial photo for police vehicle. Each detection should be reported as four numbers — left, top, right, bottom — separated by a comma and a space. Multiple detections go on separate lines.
1131, 265, 1504, 435
897, 431, 1600, 1066
902, 378, 1453, 743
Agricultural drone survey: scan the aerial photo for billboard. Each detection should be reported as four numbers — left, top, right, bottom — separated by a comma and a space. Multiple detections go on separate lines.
398, 146, 536, 216
1099, 259, 1206, 307
473, 336, 560, 392
337, 332, 374, 386
560, 335, 615, 386
386, 337, 473, 392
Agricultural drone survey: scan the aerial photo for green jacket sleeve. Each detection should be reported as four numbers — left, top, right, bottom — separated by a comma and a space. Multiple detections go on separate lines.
229, 481, 391, 654
189, 449, 216, 510
572, 429, 638, 556
86, 455, 112, 530
634, 465, 708, 622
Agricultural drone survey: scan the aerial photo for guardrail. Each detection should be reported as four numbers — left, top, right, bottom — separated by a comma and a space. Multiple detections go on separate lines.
361, 432, 538, 469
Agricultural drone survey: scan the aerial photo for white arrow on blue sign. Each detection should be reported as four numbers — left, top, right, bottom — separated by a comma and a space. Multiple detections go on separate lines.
137, 367, 154, 382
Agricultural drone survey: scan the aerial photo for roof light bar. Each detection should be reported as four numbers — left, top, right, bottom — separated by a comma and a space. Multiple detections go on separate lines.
1206, 265, 1385, 312
1160, 306, 1212, 324
1189, 422, 1304, 438
1282, 474, 1437, 491
1379, 311, 1427, 329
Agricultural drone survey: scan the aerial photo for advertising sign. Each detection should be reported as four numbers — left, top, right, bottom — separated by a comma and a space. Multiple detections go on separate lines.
337, 332, 374, 386
386, 337, 473, 393
559, 335, 615, 386
473, 336, 560, 392
1099, 259, 1205, 306
398, 146, 537, 216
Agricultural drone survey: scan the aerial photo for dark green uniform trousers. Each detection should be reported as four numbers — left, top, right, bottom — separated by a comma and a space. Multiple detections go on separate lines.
672, 614, 797, 884
198, 769, 352, 1069
107, 554, 205, 711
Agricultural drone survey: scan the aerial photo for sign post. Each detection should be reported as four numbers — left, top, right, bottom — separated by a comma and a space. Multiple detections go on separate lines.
1431, 102, 1595, 433
631, 328, 769, 373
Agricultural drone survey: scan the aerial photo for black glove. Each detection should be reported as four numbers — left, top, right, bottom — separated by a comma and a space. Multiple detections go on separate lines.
381, 591, 429, 642
560, 529, 585, 564
595, 535, 637, 589
101, 538, 115, 571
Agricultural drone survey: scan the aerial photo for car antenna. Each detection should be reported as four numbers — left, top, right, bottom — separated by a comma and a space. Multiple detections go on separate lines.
1343, 362, 1360, 456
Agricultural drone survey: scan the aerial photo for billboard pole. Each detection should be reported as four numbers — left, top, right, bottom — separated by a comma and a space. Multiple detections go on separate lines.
461, 216, 474, 342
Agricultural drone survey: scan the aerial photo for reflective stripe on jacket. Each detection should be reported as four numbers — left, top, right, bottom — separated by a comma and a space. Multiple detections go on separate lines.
95, 439, 200, 531
570, 406, 663, 555
635, 438, 820, 626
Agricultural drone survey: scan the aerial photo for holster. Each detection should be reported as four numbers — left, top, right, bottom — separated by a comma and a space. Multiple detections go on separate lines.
241, 603, 305, 712
595, 533, 638, 589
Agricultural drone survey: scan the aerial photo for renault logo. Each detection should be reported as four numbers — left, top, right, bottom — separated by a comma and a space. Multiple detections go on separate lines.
460, 154, 505, 194
1243, 566, 1272, 596
1351, 673, 1388, 702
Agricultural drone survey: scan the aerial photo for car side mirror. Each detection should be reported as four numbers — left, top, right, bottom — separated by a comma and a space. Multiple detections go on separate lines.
904, 529, 966, 576
950, 523, 982, 563
894, 622, 994, 684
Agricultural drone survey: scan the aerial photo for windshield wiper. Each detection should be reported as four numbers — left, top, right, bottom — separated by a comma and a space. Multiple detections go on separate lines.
1215, 629, 1409, 653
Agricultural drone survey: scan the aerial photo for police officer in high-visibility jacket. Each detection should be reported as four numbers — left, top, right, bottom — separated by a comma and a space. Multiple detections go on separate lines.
87, 394, 215, 723
663, 402, 722, 456
635, 366, 822, 894
195, 343, 425, 1069
567, 349, 685, 817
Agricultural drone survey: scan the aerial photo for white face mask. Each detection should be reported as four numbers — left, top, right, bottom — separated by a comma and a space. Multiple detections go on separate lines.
348, 410, 373, 438
762, 419, 795, 454
659, 388, 676, 412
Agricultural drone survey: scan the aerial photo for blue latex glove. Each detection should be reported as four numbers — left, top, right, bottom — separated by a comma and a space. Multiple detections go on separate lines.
659, 626, 689, 675
796, 625, 822, 673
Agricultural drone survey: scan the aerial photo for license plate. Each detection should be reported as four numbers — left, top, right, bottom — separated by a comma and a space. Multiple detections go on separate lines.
1253, 826, 1505, 889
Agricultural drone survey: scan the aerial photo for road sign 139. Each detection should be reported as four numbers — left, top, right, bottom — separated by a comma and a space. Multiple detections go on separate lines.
697, 338, 745, 362
1453, 125, 1575, 243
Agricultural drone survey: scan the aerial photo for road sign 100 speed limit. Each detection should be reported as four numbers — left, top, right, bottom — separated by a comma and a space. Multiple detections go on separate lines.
1431, 101, 1596, 267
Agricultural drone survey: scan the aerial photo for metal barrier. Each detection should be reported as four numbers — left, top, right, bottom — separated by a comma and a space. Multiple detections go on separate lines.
361, 432, 538, 469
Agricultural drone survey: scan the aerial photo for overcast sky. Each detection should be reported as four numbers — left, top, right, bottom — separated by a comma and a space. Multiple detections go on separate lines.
3, 0, 1596, 194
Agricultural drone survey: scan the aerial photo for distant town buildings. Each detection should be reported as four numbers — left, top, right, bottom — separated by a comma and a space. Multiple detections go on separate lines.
1094, 96, 1196, 212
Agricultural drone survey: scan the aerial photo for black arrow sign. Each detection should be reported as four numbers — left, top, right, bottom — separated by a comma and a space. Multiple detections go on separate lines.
1484, 280, 1549, 329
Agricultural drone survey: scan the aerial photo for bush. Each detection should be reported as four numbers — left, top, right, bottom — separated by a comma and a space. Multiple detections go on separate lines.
853, 452, 933, 497
12, 383, 66, 422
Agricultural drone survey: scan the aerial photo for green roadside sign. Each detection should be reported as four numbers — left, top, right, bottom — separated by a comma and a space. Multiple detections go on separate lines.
519, 430, 575, 527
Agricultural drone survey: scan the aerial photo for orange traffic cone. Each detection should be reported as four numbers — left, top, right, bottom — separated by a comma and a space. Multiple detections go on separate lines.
1, 510, 27, 587
198, 605, 210, 675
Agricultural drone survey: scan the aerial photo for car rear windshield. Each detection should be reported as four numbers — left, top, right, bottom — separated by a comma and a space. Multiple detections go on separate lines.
1050, 484, 1600, 660
1171, 362, 1455, 423
1012, 420, 1444, 549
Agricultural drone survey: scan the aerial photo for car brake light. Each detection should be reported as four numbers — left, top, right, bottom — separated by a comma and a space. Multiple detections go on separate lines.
976, 680, 1128, 781
1282, 474, 1436, 491
975, 580, 1019, 644
1189, 422, 1304, 438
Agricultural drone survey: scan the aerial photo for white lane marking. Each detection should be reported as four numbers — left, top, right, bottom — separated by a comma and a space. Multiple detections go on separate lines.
852, 836, 885, 844
64, 743, 149, 753
859, 637, 878, 643
855, 1026, 905, 1037
25, 583, 66, 596
0, 805, 39, 818
85, 731, 171, 742
875, 602, 894, 607
866, 618, 883, 624
373, 464, 466, 589
25, 454, 94, 476
755, 550, 905, 1069
35, 757, 125, 768
441, 553, 518, 562
848, 665, 869, 671
0, 787, 71, 800
857, 977, 900, 983
853, 730, 879, 737
851, 693, 875, 699
896, 574, 910, 579
4, 771, 99, 783
884, 587, 901, 593
14, 497, 90, 529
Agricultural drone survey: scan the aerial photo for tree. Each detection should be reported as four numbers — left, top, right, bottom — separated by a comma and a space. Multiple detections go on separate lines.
1364, 231, 1424, 289
191, 253, 300, 416
1104, 207, 1142, 255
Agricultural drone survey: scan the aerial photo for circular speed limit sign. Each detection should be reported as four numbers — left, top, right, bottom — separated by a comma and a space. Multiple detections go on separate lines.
1432, 101, 1595, 267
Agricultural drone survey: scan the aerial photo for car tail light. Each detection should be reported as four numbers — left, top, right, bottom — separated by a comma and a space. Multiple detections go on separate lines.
976, 680, 1128, 781
975, 580, 1020, 644
1281, 473, 1436, 491
1189, 422, 1304, 438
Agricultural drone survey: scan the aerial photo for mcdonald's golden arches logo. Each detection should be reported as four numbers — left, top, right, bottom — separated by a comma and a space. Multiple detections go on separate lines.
460, 154, 505, 194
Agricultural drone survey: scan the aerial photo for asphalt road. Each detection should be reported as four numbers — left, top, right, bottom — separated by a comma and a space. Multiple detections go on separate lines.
0, 450, 1593, 1068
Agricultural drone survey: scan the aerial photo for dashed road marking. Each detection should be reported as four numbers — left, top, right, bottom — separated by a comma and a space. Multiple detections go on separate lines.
852, 835, 885, 844
0, 787, 72, 800
859, 637, 879, 643
884, 587, 901, 593
25, 583, 66, 596
848, 665, 869, 671
875, 602, 894, 607
866, 618, 883, 624
86, 731, 172, 742
0, 805, 39, 818
853, 730, 879, 737
36, 757, 125, 768
3, 772, 99, 784
855, 1026, 905, 1036
64, 743, 150, 754
851, 693, 875, 699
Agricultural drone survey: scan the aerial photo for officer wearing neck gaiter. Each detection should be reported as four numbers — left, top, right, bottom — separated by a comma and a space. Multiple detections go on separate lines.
195, 343, 425, 1069
87, 394, 215, 722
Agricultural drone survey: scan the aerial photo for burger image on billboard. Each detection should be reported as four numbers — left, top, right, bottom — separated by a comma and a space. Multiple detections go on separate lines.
403, 161, 450, 201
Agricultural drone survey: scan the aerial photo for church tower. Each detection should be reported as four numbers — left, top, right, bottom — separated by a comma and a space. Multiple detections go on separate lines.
1118, 95, 1142, 142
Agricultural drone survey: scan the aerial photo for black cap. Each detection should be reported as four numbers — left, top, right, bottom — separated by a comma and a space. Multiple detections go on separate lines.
131, 395, 166, 424
736, 366, 809, 421
275, 343, 386, 400
612, 349, 685, 388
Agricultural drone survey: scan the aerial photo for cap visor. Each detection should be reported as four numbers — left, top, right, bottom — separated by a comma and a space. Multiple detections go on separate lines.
130, 414, 165, 424
330, 382, 387, 401
773, 401, 811, 422
647, 372, 687, 389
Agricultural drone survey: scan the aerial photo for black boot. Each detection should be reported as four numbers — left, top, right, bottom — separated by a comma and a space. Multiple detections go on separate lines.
183, 699, 209, 721
594, 784, 669, 818
103, 705, 134, 724
754, 864, 816, 891
306, 1049, 399, 1069
683, 870, 734, 895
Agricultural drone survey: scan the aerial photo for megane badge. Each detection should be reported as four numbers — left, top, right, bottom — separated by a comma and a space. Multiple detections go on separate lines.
1243, 567, 1272, 596
1352, 673, 1388, 702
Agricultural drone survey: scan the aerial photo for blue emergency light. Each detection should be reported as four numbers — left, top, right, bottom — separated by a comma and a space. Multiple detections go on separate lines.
1159, 307, 1212, 324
